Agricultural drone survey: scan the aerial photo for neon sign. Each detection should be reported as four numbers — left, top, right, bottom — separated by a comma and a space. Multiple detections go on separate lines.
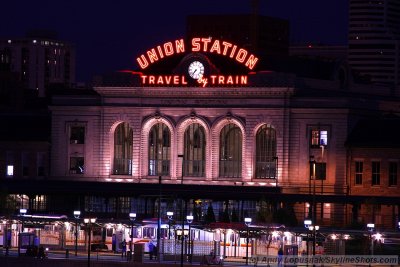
137, 37, 258, 70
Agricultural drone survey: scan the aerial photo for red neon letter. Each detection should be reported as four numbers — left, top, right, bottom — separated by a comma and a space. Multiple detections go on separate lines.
241, 76, 248, 84
137, 55, 149, 69
192, 38, 200, 52
245, 55, 258, 70
235, 49, 247, 63
201, 38, 211, 52
147, 49, 159, 63
210, 40, 221, 54
164, 42, 174, 56
222, 41, 232, 56
175, 39, 185, 53
157, 46, 164, 59
229, 45, 237, 58
141, 75, 147, 83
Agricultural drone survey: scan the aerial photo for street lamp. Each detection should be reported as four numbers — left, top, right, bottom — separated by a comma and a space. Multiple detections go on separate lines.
244, 217, 252, 265
73, 210, 81, 256
167, 211, 174, 239
186, 215, 193, 263
18, 208, 27, 256
129, 213, 136, 253
367, 223, 375, 256
84, 217, 96, 267
304, 219, 312, 258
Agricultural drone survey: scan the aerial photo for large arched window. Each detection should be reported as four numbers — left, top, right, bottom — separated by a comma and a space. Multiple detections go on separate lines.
255, 124, 277, 179
219, 123, 242, 178
148, 123, 171, 176
183, 123, 206, 177
113, 122, 133, 175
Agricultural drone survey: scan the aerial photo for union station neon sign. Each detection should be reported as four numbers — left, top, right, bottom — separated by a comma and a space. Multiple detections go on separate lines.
136, 37, 259, 87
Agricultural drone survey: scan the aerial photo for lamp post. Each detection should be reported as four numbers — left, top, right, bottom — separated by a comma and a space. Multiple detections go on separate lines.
84, 217, 96, 267
309, 225, 319, 257
178, 154, 185, 267
18, 208, 27, 257
186, 215, 193, 263
74, 210, 81, 256
129, 213, 136, 253
367, 223, 375, 256
167, 211, 174, 239
244, 217, 252, 265
304, 219, 312, 259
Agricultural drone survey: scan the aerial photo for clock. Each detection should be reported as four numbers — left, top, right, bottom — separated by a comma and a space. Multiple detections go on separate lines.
188, 61, 205, 79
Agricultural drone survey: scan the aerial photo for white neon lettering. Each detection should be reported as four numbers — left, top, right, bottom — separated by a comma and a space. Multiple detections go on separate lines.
201, 38, 211, 52
218, 76, 225, 84
236, 49, 247, 63
165, 76, 171, 84
149, 76, 155, 84
227, 76, 233, 84
192, 38, 200, 51
210, 40, 221, 54
137, 55, 149, 69
157, 76, 164, 84
241, 76, 247, 84
141, 75, 147, 83
175, 39, 185, 53
164, 42, 174, 56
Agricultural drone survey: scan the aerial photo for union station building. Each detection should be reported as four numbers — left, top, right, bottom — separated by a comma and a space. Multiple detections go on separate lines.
2, 35, 400, 235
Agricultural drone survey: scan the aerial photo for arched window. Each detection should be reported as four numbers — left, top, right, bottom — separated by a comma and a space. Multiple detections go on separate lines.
183, 123, 206, 177
219, 123, 242, 178
255, 125, 277, 179
113, 122, 133, 175
148, 123, 171, 176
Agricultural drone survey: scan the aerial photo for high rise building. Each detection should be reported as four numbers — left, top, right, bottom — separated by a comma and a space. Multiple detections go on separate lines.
0, 30, 75, 97
348, 0, 400, 93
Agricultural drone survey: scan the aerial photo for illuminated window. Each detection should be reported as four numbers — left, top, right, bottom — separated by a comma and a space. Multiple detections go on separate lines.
371, 161, 380, 185
113, 122, 133, 175
183, 123, 206, 177
355, 161, 363, 185
219, 123, 242, 178
323, 203, 331, 219
255, 124, 277, 179
70, 126, 85, 144
311, 129, 328, 147
148, 123, 170, 176
7, 165, 14, 176
70, 157, 84, 174
389, 162, 397, 186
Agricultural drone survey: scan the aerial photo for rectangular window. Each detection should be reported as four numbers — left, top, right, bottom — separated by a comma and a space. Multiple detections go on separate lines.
7, 165, 14, 177
389, 162, 397, 186
37, 152, 46, 176
22, 152, 30, 177
355, 161, 363, 185
371, 161, 380, 185
310, 162, 326, 180
323, 203, 331, 219
311, 130, 328, 147
70, 126, 85, 144
70, 157, 84, 174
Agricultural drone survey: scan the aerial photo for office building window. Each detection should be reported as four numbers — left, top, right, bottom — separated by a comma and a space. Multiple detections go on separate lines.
219, 123, 242, 178
113, 122, 133, 175
148, 123, 170, 176
355, 161, 363, 185
255, 124, 277, 179
371, 161, 380, 185
389, 162, 397, 186
183, 123, 206, 177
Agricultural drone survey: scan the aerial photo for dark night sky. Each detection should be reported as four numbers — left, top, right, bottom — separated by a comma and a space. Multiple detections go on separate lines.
1, 0, 348, 83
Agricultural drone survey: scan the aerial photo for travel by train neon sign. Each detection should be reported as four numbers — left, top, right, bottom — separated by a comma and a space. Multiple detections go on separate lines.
136, 37, 259, 87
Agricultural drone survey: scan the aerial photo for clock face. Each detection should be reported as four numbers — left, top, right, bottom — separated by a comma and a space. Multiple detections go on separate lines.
188, 61, 205, 79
